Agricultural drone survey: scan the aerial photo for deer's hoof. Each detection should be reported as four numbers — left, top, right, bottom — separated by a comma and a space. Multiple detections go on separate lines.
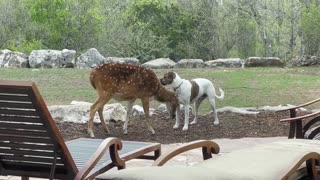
123, 130, 128, 135
103, 127, 110, 134
89, 133, 95, 138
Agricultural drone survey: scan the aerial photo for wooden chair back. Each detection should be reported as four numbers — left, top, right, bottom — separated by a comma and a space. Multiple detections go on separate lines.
0, 80, 77, 179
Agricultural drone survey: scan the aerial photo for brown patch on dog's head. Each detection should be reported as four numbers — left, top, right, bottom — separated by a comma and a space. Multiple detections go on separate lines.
160, 72, 176, 85
189, 80, 199, 102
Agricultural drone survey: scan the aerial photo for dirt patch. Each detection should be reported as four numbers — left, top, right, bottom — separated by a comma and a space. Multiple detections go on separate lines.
56, 110, 312, 144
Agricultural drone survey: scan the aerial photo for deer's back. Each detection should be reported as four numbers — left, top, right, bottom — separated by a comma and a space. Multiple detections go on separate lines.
90, 63, 160, 100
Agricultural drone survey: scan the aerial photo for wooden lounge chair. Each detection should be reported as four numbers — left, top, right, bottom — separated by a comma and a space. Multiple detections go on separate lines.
0, 80, 161, 180
277, 98, 320, 139
96, 139, 320, 180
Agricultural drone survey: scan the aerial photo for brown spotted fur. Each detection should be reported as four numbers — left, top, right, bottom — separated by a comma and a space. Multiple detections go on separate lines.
88, 62, 179, 137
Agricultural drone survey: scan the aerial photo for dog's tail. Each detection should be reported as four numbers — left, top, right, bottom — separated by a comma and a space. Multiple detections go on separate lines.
215, 88, 224, 100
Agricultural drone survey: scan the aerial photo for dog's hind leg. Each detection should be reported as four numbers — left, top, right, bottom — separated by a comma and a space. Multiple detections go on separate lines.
208, 98, 219, 125
190, 96, 206, 125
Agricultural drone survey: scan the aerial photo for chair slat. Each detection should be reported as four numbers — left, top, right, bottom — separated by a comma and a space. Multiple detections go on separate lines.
0, 88, 31, 94
0, 142, 54, 151
0, 94, 31, 102
0, 136, 53, 144
0, 116, 42, 123
0, 109, 38, 117
0, 148, 55, 157
0, 122, 47, 131
3, 161, 65, 169
0, 155, 63, 164
0, 101, 34, 109
0, 129, 50, 137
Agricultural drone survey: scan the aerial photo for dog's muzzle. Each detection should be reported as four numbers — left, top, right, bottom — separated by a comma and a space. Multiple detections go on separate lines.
160, 78, 167, 85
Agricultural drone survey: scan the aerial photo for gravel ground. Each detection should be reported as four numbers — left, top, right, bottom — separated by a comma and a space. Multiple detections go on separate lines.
56, 110, 314, 144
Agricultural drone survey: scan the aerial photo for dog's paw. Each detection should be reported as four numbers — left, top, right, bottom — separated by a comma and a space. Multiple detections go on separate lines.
214, 121, 219, 125
182, 126, 188, 131
173, 124, 179, 129
190, 120, 197, 124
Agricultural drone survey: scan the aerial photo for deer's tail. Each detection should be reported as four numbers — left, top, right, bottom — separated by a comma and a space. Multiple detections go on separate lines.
89, 74, 96, 89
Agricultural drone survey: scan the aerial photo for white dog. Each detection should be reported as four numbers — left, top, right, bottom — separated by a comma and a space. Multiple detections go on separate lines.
160, 72, 224, 131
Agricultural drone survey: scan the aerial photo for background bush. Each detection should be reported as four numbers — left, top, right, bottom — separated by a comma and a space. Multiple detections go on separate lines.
0, 0, 319, 62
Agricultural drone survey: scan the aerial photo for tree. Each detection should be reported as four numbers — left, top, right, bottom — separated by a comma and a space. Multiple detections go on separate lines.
0, 0, 43, 52
300, 3, 320, 55
26, 0, 104, 51
124, 0, 199, 60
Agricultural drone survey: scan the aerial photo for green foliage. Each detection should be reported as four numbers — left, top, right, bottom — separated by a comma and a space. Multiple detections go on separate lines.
26, 0, 70, 48
124, 0, 199, 60
7, 39, 44, 53
300, 4, 320, 55
0, 0, 38, 50
25, 0, 104, 51
236, 17, 256, 58
0, 0, 319, 62
107, 28, 172, 63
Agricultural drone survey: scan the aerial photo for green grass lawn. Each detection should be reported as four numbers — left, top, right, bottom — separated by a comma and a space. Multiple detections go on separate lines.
1, 67, 319, 113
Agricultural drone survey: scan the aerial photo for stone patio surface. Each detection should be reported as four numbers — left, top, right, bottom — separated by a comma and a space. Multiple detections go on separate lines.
0, 137, 287, 180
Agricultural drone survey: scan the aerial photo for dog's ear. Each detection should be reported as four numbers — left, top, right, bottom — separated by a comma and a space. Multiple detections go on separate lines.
168, 72, 176, 79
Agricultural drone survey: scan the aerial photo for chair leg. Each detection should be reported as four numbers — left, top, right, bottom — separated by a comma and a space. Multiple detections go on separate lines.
306, 159, 318, 180
154, 149, 161, 160
117, 164, 126, 170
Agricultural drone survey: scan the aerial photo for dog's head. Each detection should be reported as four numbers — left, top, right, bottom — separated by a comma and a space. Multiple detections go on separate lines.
160, 72, 176, 86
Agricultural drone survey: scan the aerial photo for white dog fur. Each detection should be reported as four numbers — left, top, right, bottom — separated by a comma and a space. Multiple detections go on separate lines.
160, 72, 224, 131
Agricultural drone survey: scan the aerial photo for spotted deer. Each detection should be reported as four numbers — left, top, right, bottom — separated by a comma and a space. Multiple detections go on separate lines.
88, 62, 179, 137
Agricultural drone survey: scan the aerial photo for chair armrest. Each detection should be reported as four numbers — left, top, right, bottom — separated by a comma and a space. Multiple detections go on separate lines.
74, 137, 124, 180
277, 98, 320, 112
152, 140, 220, 166
280, 111, 320, 122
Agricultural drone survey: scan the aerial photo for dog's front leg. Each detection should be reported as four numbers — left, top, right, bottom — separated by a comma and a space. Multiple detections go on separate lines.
173, 105, 181, 129
182, 104, 190, 131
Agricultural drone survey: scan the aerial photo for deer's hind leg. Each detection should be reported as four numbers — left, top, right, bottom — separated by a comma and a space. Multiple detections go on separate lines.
123, 99, 136, 135
88, 96, 111, 137
97, 106, 109, 133
141, 97, 155, 134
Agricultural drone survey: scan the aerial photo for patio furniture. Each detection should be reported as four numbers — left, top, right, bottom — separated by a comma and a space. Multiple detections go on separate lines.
96, 139, 320, 180
278, 98, 320, 139
0, 80, 161, 180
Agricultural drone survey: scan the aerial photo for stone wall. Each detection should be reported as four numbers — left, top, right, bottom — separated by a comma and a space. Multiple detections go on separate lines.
1, 48, 319, 69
